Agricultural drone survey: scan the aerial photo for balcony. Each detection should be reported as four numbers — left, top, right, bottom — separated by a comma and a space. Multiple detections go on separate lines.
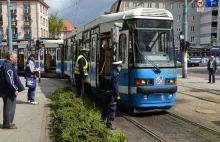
12, 34, 18, 38
24, 21, 31, 26
24, 33, 32, 39
24, 9, 30, 14
11, 21, 17, 26
11, 10, 17, 15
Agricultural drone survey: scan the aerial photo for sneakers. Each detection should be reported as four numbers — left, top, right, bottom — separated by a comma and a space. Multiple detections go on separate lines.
30, 101, 39, 105
27, 100, 31, 104
107, 126, 116, 130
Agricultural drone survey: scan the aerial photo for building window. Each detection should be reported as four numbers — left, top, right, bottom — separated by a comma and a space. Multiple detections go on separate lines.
46, 19, 47, 27
46, 9, 47, 16
40, 5, 42, 12
155, 3, 159, 8
192, 3, 196, 8
177, 3, 181, 8
40, 16, 42, 25
177, 27, 181, 32
163, 3, 166, 8
43, 18, 45, 26
44, 29, 45, 37
24, 2, 30, 13
191, 26, 195, 32
43, 7, 44, 14
192, 16, 195, 21
11, 16, 16, 25
11, 2, 17, 13
170, 3, 173, 9
46, 30, 47, 37
24, 27, 31, 34
148, 3, 152, 8
177, 15, 181, 21
63, 27, 67, 30
41, 28, 43, 36
24, 16, 31, 21
191, 36, 195, 42
125, 1, 129, 8
12, 28, 17, 34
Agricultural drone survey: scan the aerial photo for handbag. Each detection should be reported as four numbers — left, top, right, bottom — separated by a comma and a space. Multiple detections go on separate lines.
26, 77, 36, 89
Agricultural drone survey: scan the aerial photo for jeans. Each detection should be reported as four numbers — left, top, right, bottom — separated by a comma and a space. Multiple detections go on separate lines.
209, 69, 216, 83
75, 74, 85, 100
27, 87, 36, 102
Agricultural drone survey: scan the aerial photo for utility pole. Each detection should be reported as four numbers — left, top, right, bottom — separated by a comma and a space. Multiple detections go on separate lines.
7, 0, 13, 52
182, 0, 188, 78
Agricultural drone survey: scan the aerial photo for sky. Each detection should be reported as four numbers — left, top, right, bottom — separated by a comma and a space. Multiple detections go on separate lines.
44, 0, 116, 28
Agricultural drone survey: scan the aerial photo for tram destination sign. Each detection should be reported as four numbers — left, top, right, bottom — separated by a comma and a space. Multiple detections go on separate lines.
136, 20, 172, 29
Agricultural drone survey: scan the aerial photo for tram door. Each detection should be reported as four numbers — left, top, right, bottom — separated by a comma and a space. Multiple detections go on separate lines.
56, 48, 61, 75
90, 34, 98, 93
117, 30, 129, 101
44, 48, 56, 74
17, 48, 25, 71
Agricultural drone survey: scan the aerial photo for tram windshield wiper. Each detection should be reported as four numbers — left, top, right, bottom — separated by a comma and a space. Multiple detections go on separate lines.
136, 43, 161, 73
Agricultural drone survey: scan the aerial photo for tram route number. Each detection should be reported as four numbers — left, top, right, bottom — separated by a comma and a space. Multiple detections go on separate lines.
166, 69, 177, 74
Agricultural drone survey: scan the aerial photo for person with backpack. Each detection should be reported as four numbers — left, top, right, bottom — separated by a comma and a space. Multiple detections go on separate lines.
100, 61, 122, 130
25, 54, 40, 105
0, 51, 25, 129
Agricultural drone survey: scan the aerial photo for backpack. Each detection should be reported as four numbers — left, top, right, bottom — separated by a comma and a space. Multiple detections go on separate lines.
0, 65, 5, 97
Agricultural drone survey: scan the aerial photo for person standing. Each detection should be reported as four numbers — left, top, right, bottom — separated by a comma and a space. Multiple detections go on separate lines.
207, 56, 217, 84
74, 48, 90, 99
100, 61, 122, 130
0, 51, 25, 129
25, 54, 40, 104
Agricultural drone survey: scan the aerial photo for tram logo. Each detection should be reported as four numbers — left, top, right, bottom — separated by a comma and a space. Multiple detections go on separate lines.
156, 76, 163, 84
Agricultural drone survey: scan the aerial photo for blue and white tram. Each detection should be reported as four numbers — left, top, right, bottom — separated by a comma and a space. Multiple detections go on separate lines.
64, 8, 177, 112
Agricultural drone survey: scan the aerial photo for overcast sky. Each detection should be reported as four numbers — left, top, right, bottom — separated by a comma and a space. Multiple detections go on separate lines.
44, 0, 115, 28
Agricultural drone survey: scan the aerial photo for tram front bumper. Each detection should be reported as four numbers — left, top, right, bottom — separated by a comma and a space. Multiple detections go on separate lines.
136, 86, 177, 94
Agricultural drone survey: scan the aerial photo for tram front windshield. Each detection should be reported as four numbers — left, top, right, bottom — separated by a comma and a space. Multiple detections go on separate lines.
134, 20, 175, 68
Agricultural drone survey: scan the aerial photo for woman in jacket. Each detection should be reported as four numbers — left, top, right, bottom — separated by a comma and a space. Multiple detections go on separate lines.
25, 54, 40, 105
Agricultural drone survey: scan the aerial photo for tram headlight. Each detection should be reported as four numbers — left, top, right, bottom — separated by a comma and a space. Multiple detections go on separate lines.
165, 78, 177, 85
134, 79, 153, 86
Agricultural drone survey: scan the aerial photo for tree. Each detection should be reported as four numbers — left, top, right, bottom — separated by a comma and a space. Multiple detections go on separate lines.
210, 35, 216, 47
49, 13, 64, 38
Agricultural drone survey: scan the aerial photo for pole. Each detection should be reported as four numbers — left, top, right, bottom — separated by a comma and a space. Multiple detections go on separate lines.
38, 49, 41, 83
7, 0, 13, 52
182, 0, 188, 78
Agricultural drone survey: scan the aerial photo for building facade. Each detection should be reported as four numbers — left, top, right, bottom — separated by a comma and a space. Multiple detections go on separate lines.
60, 20, 75, 39
110, 0, 220, 46
0, 0, 49, 49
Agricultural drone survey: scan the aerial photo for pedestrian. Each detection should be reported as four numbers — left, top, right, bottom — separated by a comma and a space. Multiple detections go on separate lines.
25, 54, 40, 104
100, 61, 122, 130
207, 56, 217, 84
0, 51, 25, 129
74, 48, 90, 100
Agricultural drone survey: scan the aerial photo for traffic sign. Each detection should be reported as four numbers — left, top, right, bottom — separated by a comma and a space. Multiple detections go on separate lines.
196, 0, 205, 8
205, 0, 218, 7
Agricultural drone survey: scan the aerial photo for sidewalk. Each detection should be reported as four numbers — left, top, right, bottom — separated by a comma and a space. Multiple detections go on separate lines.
0, 77, 68, 142
170, 74, 220, 131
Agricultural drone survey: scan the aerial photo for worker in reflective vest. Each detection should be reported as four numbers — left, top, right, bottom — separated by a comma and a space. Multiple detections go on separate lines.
74, 48, 90, 99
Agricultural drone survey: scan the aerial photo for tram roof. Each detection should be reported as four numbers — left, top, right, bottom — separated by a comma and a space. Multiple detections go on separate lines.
64, 8, 173, 40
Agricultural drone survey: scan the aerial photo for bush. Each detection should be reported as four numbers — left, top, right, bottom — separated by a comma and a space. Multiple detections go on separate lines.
50, 87, 126, 142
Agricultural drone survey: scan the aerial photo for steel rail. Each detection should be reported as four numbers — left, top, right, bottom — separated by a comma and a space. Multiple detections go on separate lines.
167, 112, 220, 136
123, 116, 167, 142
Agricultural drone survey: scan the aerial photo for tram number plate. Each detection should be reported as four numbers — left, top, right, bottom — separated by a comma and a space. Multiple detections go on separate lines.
166, 69, 177, 74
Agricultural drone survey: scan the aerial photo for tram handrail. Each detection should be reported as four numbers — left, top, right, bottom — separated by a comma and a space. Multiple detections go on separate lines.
99, 61, 106, 76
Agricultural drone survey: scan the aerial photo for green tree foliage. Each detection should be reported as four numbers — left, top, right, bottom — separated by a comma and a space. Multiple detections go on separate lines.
50, 87, 126, 142
49, 13, 64, 38
210, 36, 216, 47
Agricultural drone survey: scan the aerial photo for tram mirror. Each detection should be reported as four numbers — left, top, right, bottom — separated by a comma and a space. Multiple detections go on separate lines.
111, 27, 119, 44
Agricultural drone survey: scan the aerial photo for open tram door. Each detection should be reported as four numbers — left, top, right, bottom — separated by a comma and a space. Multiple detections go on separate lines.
89, 34, 98, 93
112, 24, 130, 103
16, 47, 26, 72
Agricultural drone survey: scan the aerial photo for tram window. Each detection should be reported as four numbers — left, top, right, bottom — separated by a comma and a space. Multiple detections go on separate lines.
217, 51, 220, 57
91, 37, 96, 62
67, 45, 72, 61
119, 34, 127, 63
57, 49, 61, 61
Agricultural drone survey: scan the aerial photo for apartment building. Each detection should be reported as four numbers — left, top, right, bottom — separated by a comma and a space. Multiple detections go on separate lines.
60, 20, 75, 39
0, 0, 49, 49
110, 0, 220, 46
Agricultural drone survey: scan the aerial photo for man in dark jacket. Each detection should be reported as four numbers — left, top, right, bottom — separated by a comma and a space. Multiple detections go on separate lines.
0, 51, 25, 129
74, 48, 90, 99
207, 56, 218, 84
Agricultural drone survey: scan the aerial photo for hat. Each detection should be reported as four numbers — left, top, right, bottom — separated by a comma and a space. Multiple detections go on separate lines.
29, 54, 36, 58
112, 61, 123, 67
211, 56, 215, 58
80, 48, 90, 53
